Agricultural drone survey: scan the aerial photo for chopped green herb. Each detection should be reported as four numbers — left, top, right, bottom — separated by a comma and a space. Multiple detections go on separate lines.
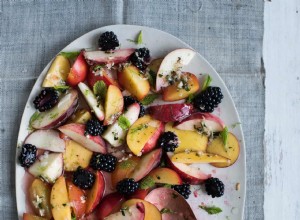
220, 126, 229, 151
30, 111, 40, 124
119, 160, 135, 169
148, 70, 156, 88
93, 80, 107, 101
199, 205, 222, 215
118, 115, 131, 130
140, 176, 155, 189
53, 85, 70, 92
130, 124, 148, 134
49, 112, 59, 119
202, 75, 212, 91
163, 184, 172, 188
186, 93, 195, 103
160, 208, 176, 214
60, 51, 80, 59
120, 207, 129, 216
231, 122, 241, 128
137, 31, 143, 44
112, 131, 118, 140
140, 94, 158, 105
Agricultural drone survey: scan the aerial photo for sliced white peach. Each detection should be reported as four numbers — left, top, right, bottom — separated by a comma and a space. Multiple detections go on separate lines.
102, 103, 140, 147
104, 85, 124, 125
84, 49, 135, 65
78, 82, 104, 121
122, 199, 161, 220
58, 123, 106, 153
171, 152, 229, 164
24, 129, 65, 152
156, 49, 196, 91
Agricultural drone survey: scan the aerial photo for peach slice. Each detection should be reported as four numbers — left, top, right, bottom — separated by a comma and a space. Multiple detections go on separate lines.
63, 139, 93, 171
84, 49, 135, 65
69, 109, 92, 124
50, 176, 72, 220
127, 115, 164, 156
145, 167, 182, 185
86, 171, 105, 214
162, 72, 200, 101
23, 213, 47, 220
122, 199, 162, 220
130, 149, 162, 182
118, 65, 150, 101
111, 156, 140, 188
174, 112, 225, 132
156, 49, 196, 92
66, 51, 88, 86
29, 179, 52, 219
105, 202, 145, 220
145, 188, 196, 220
171, 152, 229, 164
88, 66, 120, 88
166, 153, 210, 184
104, 85, 124, 125
42, 55, 70, 87
66, 181, 86, 219
96, 192, 125, 220
148, 104, 193, 123
58, 123, 106, 153
206, 132, 240, 168
165, 122, 208, 153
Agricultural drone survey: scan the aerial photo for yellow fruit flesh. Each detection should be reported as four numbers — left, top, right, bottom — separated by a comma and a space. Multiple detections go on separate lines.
206, 132, 240, 168
122, 199, 162, 220
63, 140, 93, 171
171, 152, 229, 164
104, 85, 123, 125
50, 176, 72, 220
42, 55, 70, 87
165, 122, 208, 153
147, 168, 181, 184
69, 109, 92, 124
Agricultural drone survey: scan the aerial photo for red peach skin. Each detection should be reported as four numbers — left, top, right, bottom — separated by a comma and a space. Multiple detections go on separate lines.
148, 104, 194, 122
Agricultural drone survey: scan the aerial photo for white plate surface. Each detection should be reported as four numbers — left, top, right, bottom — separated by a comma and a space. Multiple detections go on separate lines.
16, 25, 246, 220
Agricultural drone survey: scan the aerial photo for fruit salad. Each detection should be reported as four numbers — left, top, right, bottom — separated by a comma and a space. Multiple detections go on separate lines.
19, 30, 241, 220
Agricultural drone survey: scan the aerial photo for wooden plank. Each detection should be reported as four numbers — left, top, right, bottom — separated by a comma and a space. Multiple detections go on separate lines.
264, 1, 300, 219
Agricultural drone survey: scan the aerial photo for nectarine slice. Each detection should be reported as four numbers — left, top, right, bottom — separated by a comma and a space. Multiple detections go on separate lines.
66, 181, 86, 218
146, 167, 182, 185
104, 85, 124, 125
171, 152, 229, 164
86, 171, 105, 214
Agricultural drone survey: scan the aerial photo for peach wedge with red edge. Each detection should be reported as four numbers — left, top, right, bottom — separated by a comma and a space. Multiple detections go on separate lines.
156, 49, 196, 92
30, 89, 78, 129
122, 199, 162, 220
206, 132, 240, 168
145, 188, 196, 220
88, 66, 120, 88
69, 108, 92, 124
66, 51, 88, 86
86, 171, 105, 214
166, 153, 210, 184
78, 82, 105, 121
83, 48, 135, 65
24, 129, 65, 153
23, 213, 48, 220
130, 148, 162, 182
50, 176, 72, 220
162, 72, 200, 101
104, 85, 124, 125
171, 152, 229, 164
105, 202, 145, 220
118, 65, 150, 101
42, 55, 70, 87
66, 181, 86, 219
29, 179, 52, 219
148, 103, 193, 123
165, 122, 208, 153
174, 112, 225, 132
96, 192, 125, 220
127, 115, 164, 156
58, 123, 107, 153
63, 139, 93, 171
111, 156, 141, 188
145, 167, 182, 185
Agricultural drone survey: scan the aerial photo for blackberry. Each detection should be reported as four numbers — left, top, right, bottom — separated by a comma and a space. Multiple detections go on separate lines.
85, 118, 105, 136
116, 178, 139, 196
90, 153, 117, 172
193, 86, 223, 113
171, 184, 191, 199
33, 88, 59, 112
18, 144, 37, 168
123, 96, 145, 118
157, 132, 179, 152
130, 48, 150, 71
204, 177, 225, 198
73, 167, 95, 190
98, 31, 119, 51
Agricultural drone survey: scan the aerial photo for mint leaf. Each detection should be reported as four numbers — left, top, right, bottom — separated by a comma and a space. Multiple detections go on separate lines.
30, 111, 40, 124
231, 122, 241, 128
220, 126, 229, 151
54, 85, 70, 92
60, 51, 80, 59
140, 176, 155, 189
118, 115, 131, 130
137, 31, 143, 44
186, 93, 195, 103
148, 70, 156, 88
160, 208, 176, 214
140, 94, 158, 105
199, 205, 222, 215
93, 80, 107, 101
202, 75, 212, 91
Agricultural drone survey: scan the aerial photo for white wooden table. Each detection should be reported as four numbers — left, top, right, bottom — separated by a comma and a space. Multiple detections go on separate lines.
264, 0, 300, 219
